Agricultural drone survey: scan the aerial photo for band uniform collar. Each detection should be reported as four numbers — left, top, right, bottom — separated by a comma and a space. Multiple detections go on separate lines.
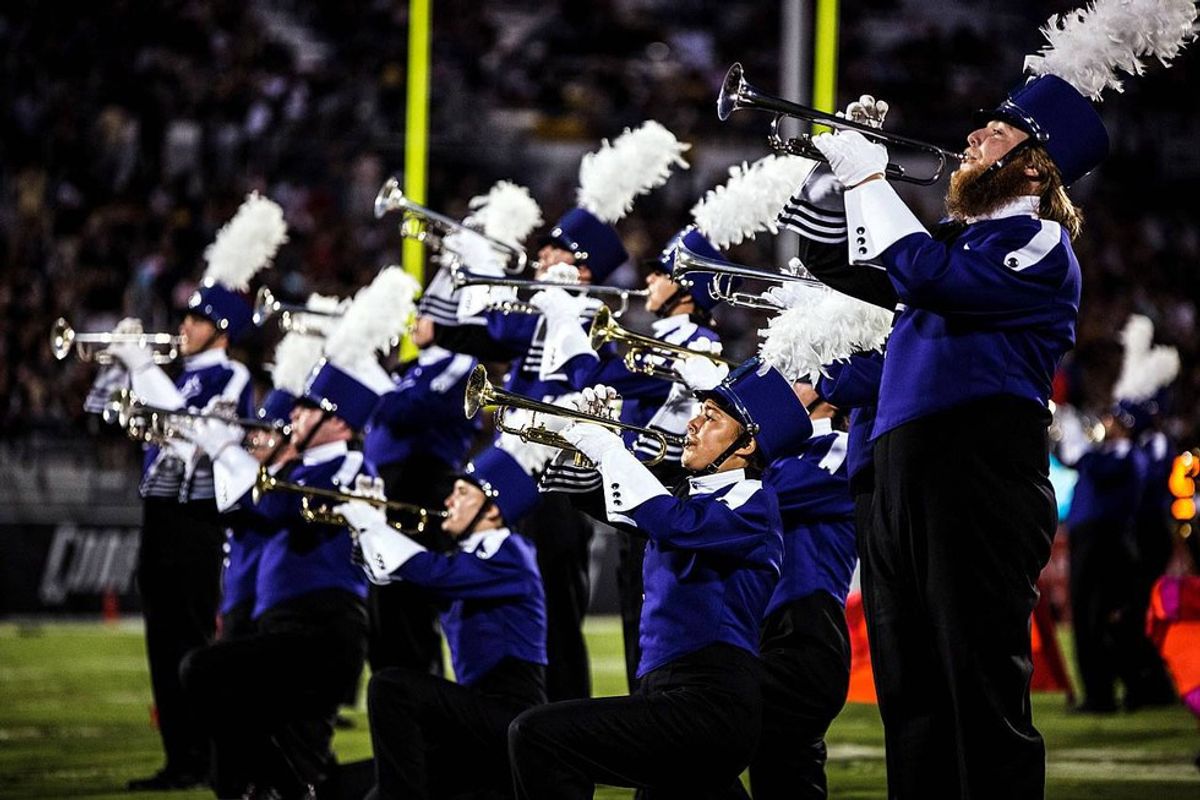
965, 195, 1039, 224
687, 467, 747, 496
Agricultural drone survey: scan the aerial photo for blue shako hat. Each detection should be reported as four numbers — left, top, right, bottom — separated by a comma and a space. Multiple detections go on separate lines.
655, 227, 729, 312
256, 389, 296, 427
546, 208, 629, 284
301, 358, 393, 432
187, 280, 256, 342
980, 74, 1108, 187
697, 357, 813, 462
461, 446, 540, 525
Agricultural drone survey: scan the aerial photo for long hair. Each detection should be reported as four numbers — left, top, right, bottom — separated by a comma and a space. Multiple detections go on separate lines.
1027, 147, 1084, 241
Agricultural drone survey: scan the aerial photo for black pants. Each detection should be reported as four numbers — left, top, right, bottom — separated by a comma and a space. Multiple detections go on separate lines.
509, 643, 760, 800
517, 492, 593, 701
369, 456, 457, 676
616, 529, 646, 692
138, 496, 224, 777
864, 397, 1056, 799
180, 590, 368, 798
749, 593, 851, 800
368, 658, 546, 799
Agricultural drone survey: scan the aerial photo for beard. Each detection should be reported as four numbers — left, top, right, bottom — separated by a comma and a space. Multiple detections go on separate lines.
945, 156, 1035, 221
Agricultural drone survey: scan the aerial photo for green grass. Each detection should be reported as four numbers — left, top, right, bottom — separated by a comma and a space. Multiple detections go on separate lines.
1, 618, 1197, 799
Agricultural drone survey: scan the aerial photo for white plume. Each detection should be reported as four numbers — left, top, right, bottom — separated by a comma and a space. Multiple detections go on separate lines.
692, 155, 818, 249
578, 121, 690, 223
758, 284, 893, 383
1113, 314, 1180, 401
1024, 0, 1199, 100
324, 266, 420, 365
442, 229, 507, 276
467, 181, 543, 246
203, 192, 288, 289
271, 332, 326, 396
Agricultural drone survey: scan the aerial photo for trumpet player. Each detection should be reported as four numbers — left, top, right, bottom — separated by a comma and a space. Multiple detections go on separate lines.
418, 121, 691, 704
106, 192, 283, 793
778, 16, 1127, 787
508, 359, 812, 799
334, 445, 547, 800
179, 351, 394, 800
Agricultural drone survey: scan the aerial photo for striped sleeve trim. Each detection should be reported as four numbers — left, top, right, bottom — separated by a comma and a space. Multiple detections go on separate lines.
778, 197, 848, 244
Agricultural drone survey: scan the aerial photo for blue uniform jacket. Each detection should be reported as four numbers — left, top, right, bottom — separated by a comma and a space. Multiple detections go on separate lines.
629, 469, 783, 677
225, 442, 370, 619
394, 527, 547, 687
1135, 431, 1172, 529
763, 420, 856, 616
816, 352, 882, 485
141, 349, 254, 501
1065, 439, 1149, 530
363, 349, 481, 471
874, 210, 1080, 439
221, 526, 268, 616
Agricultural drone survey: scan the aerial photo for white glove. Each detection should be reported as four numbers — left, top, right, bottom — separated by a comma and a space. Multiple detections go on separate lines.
675, 340, 729, 391
541, 262, 581, 285
812, 130, 888, 188
108, 340, 156, 372
840, 94, 890, 129
185, 417, 245, 459
575, 384, 620, 419
559, 422, 630, 466
334, 499, 427, 582
529, 288, 588, 324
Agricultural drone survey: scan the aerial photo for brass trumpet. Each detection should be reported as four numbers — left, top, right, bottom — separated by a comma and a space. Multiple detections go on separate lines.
717, 62, 963, 185
375, 177, 527, 273
252, 467, 446, 535
103, 389, 290, 449
671, 242, 824, 311
252, 287, 342, 333
51, 318, 181, 365
451, 266, 649, 318
589, 306, 736, 381
463, 365, 672, 467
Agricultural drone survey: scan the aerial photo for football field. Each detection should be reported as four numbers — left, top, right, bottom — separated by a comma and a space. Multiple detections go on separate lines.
1, 618, 1196, 799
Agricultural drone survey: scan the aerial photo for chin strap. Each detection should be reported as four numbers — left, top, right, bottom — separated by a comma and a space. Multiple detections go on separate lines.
292, 408, 331, 454
462, 500, 497, 538
654, 286, 691, 319
978, 138, 1034, 182
699, 430, 753, 476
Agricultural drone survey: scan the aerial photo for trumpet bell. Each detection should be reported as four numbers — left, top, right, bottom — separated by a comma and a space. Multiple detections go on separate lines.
374, 176, 404, 219
717, 62, 745, 122
51, 318, 75, 361
464, 364, 491, 419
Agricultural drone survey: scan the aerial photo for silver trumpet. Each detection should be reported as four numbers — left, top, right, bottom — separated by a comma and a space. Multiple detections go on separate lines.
252, 287, 342, 334
464, 365, 672, 467
103, 388, 290, 449
375, 177, 527, 273
671, 242, 824, 311
717, 62, 964, 186
51, 318, 181, 365
450, 266, 649, 318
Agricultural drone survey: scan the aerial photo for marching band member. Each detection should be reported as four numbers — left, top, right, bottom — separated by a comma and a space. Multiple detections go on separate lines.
107, 193, 285, 792
749, 293, 888, 799
790, 2, 1195, 790
508, 359, 812, 800
361, 346, 480, 676
335, 445, 546, 800
179, 268, 418, 800
423, 121, 691, 702
363, 180, 540, 678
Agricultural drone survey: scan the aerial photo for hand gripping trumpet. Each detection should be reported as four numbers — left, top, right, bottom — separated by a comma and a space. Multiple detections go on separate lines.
463, 365, 673, 467
251, 467, 447, 536
103, 388, 290, 449
374, 177, 527, 273
717, 62, 963, 185
588, 306, 737, 382
449, 265, 649, 318
51, 318, 181, 365
671, 242, 825, 311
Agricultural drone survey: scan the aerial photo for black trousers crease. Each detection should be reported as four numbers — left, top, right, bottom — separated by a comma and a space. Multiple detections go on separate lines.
863, 397, 1056, 799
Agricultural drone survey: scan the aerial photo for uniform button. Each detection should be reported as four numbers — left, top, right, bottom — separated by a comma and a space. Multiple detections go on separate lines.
856, 226, 865, 235
856, 237, 866, 245
612, 483, 620, 489
858, 247, 868, 255
1006, 257, 1019, 267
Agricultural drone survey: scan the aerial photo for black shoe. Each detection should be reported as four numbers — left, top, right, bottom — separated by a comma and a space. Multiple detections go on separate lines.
127, 768, 207, 791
